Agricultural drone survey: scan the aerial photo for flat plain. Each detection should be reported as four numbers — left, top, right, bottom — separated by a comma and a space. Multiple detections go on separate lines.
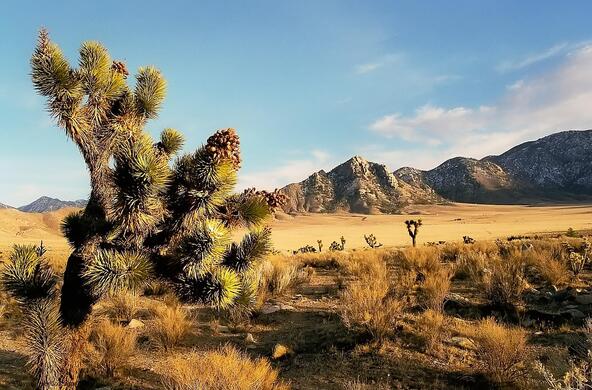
2, 203, 591, 257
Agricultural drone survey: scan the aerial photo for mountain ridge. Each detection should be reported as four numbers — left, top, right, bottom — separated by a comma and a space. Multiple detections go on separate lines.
281, 129, 592, 213
17, 196, 88, 213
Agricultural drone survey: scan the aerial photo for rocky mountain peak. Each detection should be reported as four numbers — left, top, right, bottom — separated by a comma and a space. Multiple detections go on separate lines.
18, 196, 88, 213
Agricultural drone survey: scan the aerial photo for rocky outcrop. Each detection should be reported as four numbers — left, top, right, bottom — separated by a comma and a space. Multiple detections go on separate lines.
280, 156, 442, 214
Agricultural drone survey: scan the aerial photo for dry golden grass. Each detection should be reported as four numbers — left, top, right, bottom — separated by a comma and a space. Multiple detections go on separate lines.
157, 344, 288, 390
88, 319, 136, 377
101, 292, 139, 323
472, 317, 529, 385
150, 299, 191, 351
483, 255, 525, 307
417, 309, 446, 354
454, 251, 487, 282
254, 256, 313, 310
340, 261, 406, 341
418, 268, 452, 312
396, 246, 442, 274
343, 378, 390, 390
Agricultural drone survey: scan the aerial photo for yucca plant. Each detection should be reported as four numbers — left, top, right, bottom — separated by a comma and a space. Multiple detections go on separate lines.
0, 30, 283, 389
405, 219, 422, 247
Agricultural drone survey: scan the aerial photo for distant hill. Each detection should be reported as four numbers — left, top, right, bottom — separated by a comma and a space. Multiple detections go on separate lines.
280, 156, 443, 214
0, 203, 13, 209
394, 130, 592, 204
281, 130, 592, 214
18, 196, 87, 213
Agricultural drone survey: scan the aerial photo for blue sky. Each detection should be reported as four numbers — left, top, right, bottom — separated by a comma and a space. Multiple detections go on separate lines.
2, 1, 592, 206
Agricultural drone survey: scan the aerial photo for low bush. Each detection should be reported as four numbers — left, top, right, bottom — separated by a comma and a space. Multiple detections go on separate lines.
101, 292, 139, 323
417, 309, 446, 353
483, 255, 525, 307
418, 268, 452, 312
340, 267, 406, 341
150, 300, 191, 351
158, 344, 287, 390
89, 320, 136, 377
472, 317, 529, 385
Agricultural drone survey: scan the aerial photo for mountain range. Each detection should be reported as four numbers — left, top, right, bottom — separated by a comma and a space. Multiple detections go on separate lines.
3, 130, 591, 215
280, 130, 592, 214
3, 196, 89, 213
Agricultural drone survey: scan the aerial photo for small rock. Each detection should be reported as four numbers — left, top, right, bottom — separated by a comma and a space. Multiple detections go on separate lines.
534, 331, 543, 335
127, 319, 144, 329
575, 295, 592, 305
279, 304, 295, 310
449, 337, 476, 350
260, 304, 281, 314
245, 333, 256, 344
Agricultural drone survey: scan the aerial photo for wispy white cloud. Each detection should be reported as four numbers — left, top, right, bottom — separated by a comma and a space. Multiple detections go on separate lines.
238, 149, 333, 190
497, 42, 569, 72
368, 44, 592, 169
354, 54, 401, 74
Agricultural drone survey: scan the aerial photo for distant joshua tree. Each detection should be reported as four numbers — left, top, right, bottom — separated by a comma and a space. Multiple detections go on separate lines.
405, 219, 422, 247
463, 236, 475, 244
329, 236, 346, 251
317, 239, 323, 253
0, 30, 284, 390
364, 234, 383, 249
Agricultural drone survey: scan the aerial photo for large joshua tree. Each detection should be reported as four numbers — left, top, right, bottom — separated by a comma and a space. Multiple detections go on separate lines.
1, 30, 284, 389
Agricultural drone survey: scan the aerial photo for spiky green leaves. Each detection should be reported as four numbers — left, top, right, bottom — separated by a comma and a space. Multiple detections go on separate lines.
23, 300, 65, 389
135, 66, 166, 119
112, 133, 170, 236
0, 245, 57, 303
79, 41, 126, 114
169, 148, 237, 222
31, 29, 81, 99
175, 267, 241, 308
177, 219, 231, 277
158, 128, 185, 156
83, 249, 152, 296
223, 228, 272, 273
218, 192, 272, 229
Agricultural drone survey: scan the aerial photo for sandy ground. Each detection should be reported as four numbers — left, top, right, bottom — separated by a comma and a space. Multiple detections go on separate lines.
1, 203, 591, 259
270, 203, 592, 251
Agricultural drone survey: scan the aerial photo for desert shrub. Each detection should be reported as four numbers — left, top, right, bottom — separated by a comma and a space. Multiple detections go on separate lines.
101, 292, 139, 323
568, 252, 587, 278
342, 251, 387, 279
417, 268, 452, 312
340, 267, 406, 341
143, 280, 169, 297
158, 344, 287, 390
150, 300, 191, 351
483, 255, 525, 307
454, 251, 487, 282
398, 246, 442, 274
535, 359, 591, 390
260, 256, 309, 297
472, 317, 529, 385
566, 228, 580, 238
89, 320, 136, 377
417, 309, 446, 353
536, 256, 570, 287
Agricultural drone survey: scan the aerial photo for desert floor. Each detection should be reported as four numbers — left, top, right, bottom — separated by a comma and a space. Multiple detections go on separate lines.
1, 203, 591, 258
271, 203, 592, 251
